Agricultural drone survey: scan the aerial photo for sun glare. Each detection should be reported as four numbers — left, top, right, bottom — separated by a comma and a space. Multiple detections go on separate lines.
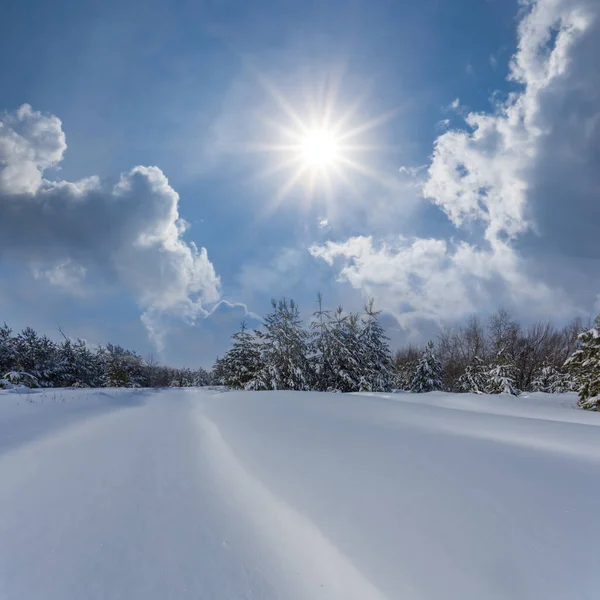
247, 72, 398, 215
299, 129, 341, 169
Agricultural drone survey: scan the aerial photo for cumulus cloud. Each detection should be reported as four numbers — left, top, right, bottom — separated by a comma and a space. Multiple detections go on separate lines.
310, 236, 570, 327
312, 0, 600, 327
0, 104, 220, 348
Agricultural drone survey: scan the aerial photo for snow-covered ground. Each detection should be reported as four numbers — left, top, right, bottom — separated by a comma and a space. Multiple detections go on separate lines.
1, 388, 599, 600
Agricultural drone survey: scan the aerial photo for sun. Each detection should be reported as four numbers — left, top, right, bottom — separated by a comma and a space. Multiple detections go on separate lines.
299, 129, 341, 169
245, 71, 399, 214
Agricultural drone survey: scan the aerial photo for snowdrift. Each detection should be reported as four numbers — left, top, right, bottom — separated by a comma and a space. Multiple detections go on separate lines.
1, 387, 598, 599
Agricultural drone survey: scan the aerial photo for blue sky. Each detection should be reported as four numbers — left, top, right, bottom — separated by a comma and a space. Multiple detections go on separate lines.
1, 0, 599, 367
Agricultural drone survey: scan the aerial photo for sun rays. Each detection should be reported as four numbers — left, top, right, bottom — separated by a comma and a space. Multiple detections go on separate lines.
246, 71, 399, 217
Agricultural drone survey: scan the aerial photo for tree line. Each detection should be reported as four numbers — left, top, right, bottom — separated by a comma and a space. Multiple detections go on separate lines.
393, 309, 600, 409
213, 296, 394, 393
215, 300, 599, 411
0, 324, 211, 390
1, 300, 598, 411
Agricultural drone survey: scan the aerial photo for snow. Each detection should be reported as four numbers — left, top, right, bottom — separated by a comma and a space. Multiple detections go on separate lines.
1, 388, 599, 599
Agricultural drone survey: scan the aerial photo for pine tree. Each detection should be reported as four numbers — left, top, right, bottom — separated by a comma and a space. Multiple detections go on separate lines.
13, 327, 59, 387
194, 367, 211, 387
329, 310, 363, 392
309, 296, 363, 392
485, 349, 518, 395
169, 368, 195, 387
251, 298, 313, 391
531, 364, 574, 393
73, 339, 102, 387
0, 323, 16, 376
358, 300, 394, 392
411, 341, 443, 393
565, 316, 600, 410
55, 338, 75, 387
102, 344, 147, 388
221, 321, 263, 389
458, 356, 487, 393
309, 293, 334, 391
211, 357, 227, 385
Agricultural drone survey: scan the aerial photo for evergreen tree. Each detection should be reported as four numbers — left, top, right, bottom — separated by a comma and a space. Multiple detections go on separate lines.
358, 300, 394, 392
411, 341, 443, 393
485, 349, 518, 395
13, 327, 59, 386
0, 323, 16, 376
309, 294, 334, 391
531, 364, 574, 393
565, 316, 600, 410
221, 321, 263, 389
194, 367, 211, 387
329, 310, 363, 392
170, 368, 196, 387
73, 339, 102, 387
251, 298, 313, 390
211, 357, 227, 385
102, 344, 147, 388
458, 356, 487, 393
309, 296, 363, 392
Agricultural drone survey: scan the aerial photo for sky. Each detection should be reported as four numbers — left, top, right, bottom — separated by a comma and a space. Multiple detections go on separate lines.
1, 0, 599, 367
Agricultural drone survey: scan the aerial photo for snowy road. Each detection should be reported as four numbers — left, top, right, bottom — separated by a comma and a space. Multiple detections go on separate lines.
1, 388, 599, 599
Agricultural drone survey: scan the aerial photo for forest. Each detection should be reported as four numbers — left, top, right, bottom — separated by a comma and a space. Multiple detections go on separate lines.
2, 297, 599, 410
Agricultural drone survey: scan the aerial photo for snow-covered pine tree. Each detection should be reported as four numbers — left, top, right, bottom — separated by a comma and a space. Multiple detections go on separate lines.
358, 299, 394, 392
13, 327, 59, 387
251, 298, 313, 391
328, 309, 363, 392
194, 367, 211, 387
211, 357, 227, 385
485, 349, 518, 395
457, 356, 487, 393
565, 316, 600, 410
531, 364, 554, 393
13, 327, 39, 376
411, 341, 443, 393
102, 344, 147, 388
55, 338, 78, 387
73, 339, 103, 387
393, 365, 414, 391
309, 293, 333, 391
170, 368, 196, 387
309, 295, 363, 392
530, 364, 574, 393
220, 321, 263, 389
0, 322, 16, 376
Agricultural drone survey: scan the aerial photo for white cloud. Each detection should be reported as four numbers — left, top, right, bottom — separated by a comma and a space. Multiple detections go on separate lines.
0, 104, 66, 195
312, 0, 600, 328
32, 260, 88, 296
0, 104, 221, 348
424, 0, 596, 244
310, 236, 569, 327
